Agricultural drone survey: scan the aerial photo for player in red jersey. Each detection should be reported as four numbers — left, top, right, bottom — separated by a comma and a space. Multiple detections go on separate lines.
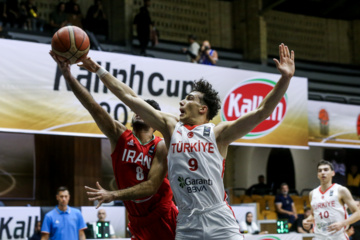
50, 51, 178, 240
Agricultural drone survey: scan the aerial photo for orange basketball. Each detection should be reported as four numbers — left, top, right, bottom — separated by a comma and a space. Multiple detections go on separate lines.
51, 26, 90, 64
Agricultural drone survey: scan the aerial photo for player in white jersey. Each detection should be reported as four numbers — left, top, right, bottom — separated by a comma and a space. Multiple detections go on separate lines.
303, 160, 360, 240
79, 43, 295, 240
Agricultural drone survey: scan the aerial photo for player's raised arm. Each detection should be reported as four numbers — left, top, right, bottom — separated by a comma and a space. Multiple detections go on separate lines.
49, 51, 125, 151
215, 43, 295, 146
78, 57, 177, 141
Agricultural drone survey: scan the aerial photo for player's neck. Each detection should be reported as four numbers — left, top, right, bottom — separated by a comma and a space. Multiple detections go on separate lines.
183, 117, 208, 126
320, 181, 333, 192
133, 130, 154, 144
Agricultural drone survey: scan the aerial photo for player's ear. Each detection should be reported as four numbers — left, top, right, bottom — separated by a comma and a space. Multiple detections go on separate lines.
199, 105, 208, 114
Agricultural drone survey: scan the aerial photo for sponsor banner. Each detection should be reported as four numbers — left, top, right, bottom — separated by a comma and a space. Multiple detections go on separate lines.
81, 206, 126, 238
0, 207, 40, 240
0, 39, 308, 148
308, 100, 360, 148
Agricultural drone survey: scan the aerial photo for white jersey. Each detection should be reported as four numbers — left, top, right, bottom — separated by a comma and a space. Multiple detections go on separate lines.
311, 183, 349, 240
168, 122, 227, 211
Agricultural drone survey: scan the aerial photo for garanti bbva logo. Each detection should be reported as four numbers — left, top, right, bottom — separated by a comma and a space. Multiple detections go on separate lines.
178, 176, 212, 193
221, 79, 287, 139
178, 176, 186, 188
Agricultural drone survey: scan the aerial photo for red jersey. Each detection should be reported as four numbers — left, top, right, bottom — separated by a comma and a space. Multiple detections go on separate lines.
111, 130, 174, 217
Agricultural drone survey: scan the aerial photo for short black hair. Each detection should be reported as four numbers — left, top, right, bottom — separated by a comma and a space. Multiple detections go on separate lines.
56, 186, 69, 195
193, 79, 221, 120
317, 160, 334, 171
144, 99, 161, 111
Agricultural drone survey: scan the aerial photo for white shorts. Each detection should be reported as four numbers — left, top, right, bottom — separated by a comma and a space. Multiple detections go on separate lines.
175, 202, 244, 240
314, 231, 349, 240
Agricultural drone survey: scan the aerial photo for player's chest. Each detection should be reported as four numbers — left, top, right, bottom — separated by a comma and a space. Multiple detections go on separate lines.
119, 144, 155, 169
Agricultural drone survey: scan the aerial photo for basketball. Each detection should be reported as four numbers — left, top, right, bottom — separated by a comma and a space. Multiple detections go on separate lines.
51, 26, 90, 64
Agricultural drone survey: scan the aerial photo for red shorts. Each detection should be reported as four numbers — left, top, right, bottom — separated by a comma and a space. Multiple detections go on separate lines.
128, 204, 178, 240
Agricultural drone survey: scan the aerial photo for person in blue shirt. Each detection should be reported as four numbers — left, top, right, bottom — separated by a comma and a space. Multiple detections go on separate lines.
196, 40, 218, 65
274, 183, 298, 224
41, 186, 87, 240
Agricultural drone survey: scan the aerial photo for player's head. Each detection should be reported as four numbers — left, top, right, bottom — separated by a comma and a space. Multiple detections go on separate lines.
56, 186, 70, 207
97, 209, 107, 222
132, 99, 161, 130
317, 160, 334, 171
317, 160, 335, 182
180, 79, 220, 123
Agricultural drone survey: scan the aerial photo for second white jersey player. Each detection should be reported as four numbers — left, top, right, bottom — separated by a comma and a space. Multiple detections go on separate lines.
311, 183, 348, 240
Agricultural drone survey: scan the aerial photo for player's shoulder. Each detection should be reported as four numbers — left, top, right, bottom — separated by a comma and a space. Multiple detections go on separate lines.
309, 189, 314, 197
337, 184, 350, 195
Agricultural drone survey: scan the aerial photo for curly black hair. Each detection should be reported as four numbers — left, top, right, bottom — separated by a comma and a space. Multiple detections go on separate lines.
144, 99, 161, 111
192, 79, 221, 120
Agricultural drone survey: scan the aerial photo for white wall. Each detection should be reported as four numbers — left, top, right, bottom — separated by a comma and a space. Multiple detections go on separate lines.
232, 146, 271, 189
291, 147, 322, 193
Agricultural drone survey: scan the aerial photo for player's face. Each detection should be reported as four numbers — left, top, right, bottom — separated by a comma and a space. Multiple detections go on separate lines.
56, 190, 70, 207
317, 165, 335, 182
179, 91, 206, 123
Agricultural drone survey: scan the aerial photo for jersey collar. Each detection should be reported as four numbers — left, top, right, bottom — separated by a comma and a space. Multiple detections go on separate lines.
132, 132, 154, 145
319, 183, 335, 194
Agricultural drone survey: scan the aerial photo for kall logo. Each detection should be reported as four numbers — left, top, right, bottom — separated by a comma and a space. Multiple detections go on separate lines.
221, 79, 287, 139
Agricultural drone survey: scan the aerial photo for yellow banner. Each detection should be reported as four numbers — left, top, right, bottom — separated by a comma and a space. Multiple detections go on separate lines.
308, 100, 360, 148
0, 39, 308, 148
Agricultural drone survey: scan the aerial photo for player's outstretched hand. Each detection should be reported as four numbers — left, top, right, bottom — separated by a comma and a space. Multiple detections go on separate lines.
77, 57, 101, 73
85, 181, 115, 209
49, 51, 71, 75
273, 43, 295, 79
302, 218, 313, 231
327, 221, 345, 234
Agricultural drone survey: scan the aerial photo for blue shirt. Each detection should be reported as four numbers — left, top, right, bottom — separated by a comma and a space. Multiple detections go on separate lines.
275, 194, 293, 218
199, 49, 216, 65
41, 206, 87, 240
